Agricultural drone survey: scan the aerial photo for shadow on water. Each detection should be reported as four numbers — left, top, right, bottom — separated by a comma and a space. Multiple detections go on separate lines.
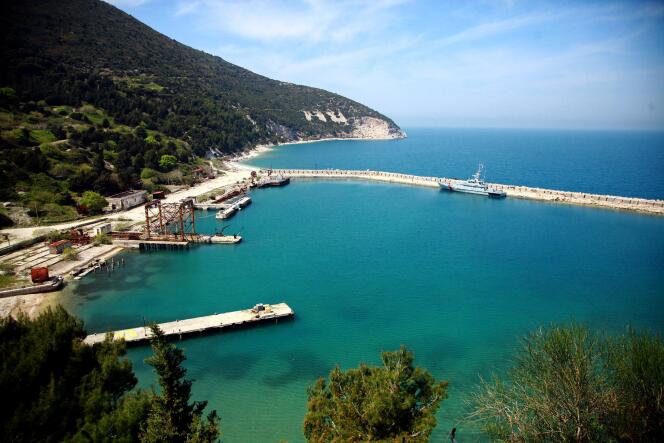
263, 349, 332, 386
213, 352, 261, 381
335, 303, 373, 323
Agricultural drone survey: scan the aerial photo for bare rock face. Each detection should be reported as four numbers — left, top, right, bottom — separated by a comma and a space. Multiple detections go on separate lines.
349, 116, 405, 139
300, 109, 405, 140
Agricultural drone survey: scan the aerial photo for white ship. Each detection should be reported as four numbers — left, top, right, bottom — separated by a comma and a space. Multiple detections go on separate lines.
439, 164, 506, 198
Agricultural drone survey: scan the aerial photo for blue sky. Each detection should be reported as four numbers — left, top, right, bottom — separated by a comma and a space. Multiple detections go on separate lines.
106, 0, 664, 130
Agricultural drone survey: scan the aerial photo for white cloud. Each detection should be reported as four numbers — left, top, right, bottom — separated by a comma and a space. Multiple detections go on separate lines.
184, 0, 407, 42
175, 0, 201, 16
433, 13, 554, 47
112, 0, 664, 129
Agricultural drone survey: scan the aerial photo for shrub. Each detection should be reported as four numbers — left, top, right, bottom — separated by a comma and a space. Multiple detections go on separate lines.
93, 233, 111, 246
45, 230, 72, 243
468, 325, 664, 442
159, 154, 177, 171
40, 203, 78, 223
140, 168, 158, 180
62, 247, 78, 261
79, 191, 108, 214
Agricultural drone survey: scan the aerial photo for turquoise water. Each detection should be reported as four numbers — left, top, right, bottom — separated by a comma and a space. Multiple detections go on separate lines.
250, 128, 664, 199
62, 129, 664, 442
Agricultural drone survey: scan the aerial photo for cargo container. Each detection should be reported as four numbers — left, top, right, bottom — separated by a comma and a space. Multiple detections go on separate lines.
31, 267, 49, 283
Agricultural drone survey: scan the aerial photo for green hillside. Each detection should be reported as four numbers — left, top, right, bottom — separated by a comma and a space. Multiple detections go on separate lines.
0, 0, 403, 225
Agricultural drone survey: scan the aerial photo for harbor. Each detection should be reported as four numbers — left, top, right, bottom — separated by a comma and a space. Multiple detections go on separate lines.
83, 303, 295, 345
267, 168, 664, 215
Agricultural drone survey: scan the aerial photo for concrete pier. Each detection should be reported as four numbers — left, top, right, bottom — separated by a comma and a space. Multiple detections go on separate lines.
271, 169, 664, 216
83, 302, 294, 345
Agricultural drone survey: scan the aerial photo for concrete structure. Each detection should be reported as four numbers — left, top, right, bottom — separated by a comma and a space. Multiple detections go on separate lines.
48, 240, 72, 254
0, 276, 63, 299
83, 302, 294, 345
93, 223, 112, 236
107, 190, 147, 211
271, 169, 664, 216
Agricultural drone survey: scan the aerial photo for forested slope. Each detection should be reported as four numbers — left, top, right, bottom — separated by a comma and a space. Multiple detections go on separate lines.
0, 0, 403, 224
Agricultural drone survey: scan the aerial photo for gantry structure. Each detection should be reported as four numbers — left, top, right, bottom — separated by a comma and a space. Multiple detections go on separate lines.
144, 198, 196, 241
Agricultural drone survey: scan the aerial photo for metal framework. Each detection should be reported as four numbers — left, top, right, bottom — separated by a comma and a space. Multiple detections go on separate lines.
144, 198, 196, 241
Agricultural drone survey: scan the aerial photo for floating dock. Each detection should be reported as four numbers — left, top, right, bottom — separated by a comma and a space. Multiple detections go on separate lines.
216, 195, 252, 220
270, 168, 664, 216
83, 302, 294, 345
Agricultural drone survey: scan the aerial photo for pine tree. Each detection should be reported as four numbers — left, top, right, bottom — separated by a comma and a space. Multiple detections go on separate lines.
140, 325, 220, 443
304, 346, 448, 442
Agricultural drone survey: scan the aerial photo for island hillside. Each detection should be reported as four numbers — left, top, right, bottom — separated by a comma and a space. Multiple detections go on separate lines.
0, 0, 403, 225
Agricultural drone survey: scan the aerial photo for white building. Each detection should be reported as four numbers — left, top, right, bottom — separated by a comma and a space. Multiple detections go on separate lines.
107, 190, 147, 211
93, 223, 112, 235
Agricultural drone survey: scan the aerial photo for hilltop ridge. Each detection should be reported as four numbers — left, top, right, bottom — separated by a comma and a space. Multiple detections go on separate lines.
0, 0, 403, 223
0, 0, 404, 146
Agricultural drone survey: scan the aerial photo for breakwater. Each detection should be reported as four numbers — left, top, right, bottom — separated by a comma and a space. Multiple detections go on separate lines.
271, 169, 664, 216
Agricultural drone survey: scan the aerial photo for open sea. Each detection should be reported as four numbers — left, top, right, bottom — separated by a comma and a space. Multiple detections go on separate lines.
61, 128, 664, 442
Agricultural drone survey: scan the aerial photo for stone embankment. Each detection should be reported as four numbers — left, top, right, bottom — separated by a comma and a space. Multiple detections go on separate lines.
272, 169, 664, 216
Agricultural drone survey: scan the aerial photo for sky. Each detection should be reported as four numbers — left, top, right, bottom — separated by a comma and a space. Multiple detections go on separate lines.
105, 0, 664, 130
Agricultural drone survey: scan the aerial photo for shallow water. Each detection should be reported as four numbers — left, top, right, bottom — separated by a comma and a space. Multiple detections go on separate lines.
62, 128, 664, 442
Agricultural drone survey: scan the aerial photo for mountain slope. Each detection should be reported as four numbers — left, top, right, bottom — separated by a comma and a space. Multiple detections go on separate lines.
0, 0, 403, 222
1, 0, 404, 147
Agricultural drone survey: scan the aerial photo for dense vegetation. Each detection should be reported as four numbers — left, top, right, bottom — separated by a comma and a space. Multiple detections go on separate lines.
468, 324, 664, 442
304, 346, 448, 442
0, 0, 400, 225
0, 307, 219, 442
1, 307, 663, 442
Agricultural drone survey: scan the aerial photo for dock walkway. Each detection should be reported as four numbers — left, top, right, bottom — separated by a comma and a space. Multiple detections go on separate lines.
83, 302, 294, 345
271, 169, 664, 216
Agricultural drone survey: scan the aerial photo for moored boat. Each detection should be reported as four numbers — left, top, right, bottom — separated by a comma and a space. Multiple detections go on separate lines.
439, 164, 506, 198
257, 173, 290, 188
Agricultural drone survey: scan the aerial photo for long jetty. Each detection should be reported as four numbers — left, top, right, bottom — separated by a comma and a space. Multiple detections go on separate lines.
83, 303, 294, 345
271, 169, 664, 216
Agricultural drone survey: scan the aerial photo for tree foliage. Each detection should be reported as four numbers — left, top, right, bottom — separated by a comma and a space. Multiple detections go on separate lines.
0, 0, 401, 208
604, 328, 664, 441
159, 154, 177, 171
0, 308, 221, 443
79, 190, 108, 213
0, 306, 150, 442
304, 346, 448, 442
468, 324, 664, 442
141, 324, 220, 443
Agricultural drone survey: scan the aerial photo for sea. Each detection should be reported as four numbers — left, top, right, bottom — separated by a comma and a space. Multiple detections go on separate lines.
61, 128, 664, 442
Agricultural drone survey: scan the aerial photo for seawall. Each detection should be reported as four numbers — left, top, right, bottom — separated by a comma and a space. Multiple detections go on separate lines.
271, 169, 664, 216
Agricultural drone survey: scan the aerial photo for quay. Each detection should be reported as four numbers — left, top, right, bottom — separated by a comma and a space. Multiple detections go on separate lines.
216, 195, 252, 220
270, 169, 664, 216
196, 194, 252, 211
113, 235, 241, 250
83, 302, 294, 345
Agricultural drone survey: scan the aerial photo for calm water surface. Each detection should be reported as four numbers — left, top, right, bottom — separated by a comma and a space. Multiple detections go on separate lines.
62, 128, 664, 442
250, 127, 664, 199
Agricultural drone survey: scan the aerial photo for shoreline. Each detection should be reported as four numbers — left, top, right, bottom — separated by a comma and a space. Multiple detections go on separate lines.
4, 134, 661, 318
228, 133, 405, 164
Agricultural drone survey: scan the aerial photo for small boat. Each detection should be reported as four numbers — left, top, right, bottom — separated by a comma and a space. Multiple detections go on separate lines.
439, 164, 506, 198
